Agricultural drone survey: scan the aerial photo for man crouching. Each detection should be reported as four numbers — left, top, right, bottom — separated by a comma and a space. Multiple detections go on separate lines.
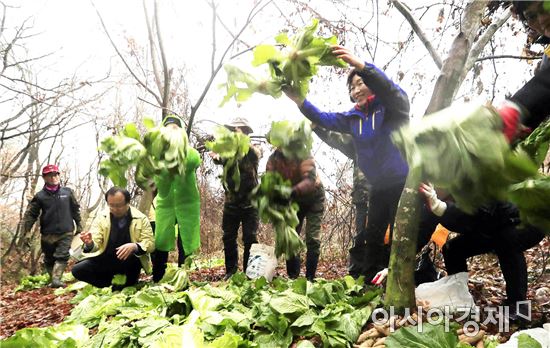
72, 187, 155, 289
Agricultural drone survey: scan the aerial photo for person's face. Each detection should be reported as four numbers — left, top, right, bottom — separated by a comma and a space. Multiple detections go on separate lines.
349, 74, 373, 107
43, 172, 60, 186
523, 1, 550, 38
166, 123, 180, 130
107, 192, 130, 219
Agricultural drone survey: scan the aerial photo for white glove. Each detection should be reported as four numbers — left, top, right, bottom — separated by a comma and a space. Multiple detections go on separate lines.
419, 183, 447, 217
371, 268, 388, 286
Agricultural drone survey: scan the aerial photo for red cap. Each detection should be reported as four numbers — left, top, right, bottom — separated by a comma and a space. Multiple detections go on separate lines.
42, 164, 60, 175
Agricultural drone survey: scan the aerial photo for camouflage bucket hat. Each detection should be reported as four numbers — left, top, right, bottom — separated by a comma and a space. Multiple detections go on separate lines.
224, 117, 253, 134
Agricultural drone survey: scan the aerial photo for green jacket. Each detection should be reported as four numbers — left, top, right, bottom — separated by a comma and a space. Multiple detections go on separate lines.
83, 206, 155, 274
154, 148, 201, 254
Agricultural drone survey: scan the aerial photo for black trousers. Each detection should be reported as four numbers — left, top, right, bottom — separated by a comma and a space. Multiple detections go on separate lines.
443, 223, 544, 302
354, 202, 369, 243
222, 203, 259, 274
349, 181, 405, 280
72, 253, 142, 288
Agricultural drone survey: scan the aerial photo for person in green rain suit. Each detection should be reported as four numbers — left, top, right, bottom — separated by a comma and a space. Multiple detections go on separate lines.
151, 115, 201, 282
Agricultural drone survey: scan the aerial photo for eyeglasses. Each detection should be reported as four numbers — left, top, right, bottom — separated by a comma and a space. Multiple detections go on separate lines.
108, 202, 129, 209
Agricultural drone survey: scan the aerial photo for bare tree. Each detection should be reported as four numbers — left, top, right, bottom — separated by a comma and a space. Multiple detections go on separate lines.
0, 5, 111, 273
93, 0, 274, 215
385, 0, 514, 310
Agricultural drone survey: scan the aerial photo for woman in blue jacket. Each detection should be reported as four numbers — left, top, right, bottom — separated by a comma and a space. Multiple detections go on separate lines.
285, 45, 410, 281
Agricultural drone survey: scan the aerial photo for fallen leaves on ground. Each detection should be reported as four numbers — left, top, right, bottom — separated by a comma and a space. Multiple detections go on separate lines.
0, 243, 547, 342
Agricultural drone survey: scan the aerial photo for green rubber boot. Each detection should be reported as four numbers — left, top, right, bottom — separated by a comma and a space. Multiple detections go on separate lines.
50, 262, 67, 288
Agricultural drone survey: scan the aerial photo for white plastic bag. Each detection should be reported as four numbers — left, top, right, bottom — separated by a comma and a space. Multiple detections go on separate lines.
496, 324, 550, 347
415, 272, 475, 311
246, 243, 277, 282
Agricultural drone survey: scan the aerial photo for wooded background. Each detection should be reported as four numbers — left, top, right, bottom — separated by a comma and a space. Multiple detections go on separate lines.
1, 0, 547, 284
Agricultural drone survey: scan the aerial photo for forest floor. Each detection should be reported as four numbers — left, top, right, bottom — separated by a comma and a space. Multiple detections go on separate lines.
1, 240, 549, 341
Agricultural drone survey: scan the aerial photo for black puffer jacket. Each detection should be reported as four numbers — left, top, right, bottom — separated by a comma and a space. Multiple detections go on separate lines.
22, 186, 82, 235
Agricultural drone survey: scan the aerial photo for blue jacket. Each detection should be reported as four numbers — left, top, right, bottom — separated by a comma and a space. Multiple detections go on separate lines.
299, 63, 410, 188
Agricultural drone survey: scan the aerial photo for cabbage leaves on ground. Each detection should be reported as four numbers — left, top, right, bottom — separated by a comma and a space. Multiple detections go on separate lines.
2, 271, 382, 348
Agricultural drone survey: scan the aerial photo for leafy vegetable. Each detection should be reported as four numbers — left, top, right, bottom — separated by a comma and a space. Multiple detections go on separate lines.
251, 171, 305, 259
15, 273, 50, 292
99, 116, 190, 189
112, 274, 126, 286
206, 126, 250, 192
266, 119, 313, 161
142, 123, 189, 176
219, 19, 346, 105
3, 269, 381, 347
385, 323, 458, 348
518, 119, 550, 167
517, 333, 543, 348
483, 336, 501, 348
219, 64, 283, 105
1, 324, 89, 348
98, 135, 147, 187
158, 263, 190, 292
509, 176, 550, 234
392, 104, 539, 213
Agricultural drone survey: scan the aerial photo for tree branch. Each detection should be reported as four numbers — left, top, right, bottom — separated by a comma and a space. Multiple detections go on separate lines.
92, 1, 163, 106
425, 0, 489, 114
153, 0, 171, 120
475, 54, 543, 62
391, 0, 443, 69
187, 0, 273, 136
461, 8, 511, 81
143, 0, 163, 97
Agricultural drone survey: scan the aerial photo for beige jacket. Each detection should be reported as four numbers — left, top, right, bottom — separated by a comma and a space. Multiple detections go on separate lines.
83, 206, 155, 274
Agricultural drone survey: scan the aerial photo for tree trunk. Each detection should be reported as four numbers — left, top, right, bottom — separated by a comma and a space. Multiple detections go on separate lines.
385, 0, 490, 310
384, 168, 421, 312
138, 189, 153, 216
426, 0, 488, 114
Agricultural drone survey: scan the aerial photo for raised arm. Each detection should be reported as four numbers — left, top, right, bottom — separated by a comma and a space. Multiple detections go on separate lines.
332, 45, 409, 127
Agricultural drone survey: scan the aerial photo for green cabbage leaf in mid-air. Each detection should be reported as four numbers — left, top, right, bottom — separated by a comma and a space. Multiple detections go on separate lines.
266, 120, 313, 161
219, 18, 346, 106
99, 117, 189, 189
205, 126, 251, 192
251, 171, 304, 259
392, 104, 538, 214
